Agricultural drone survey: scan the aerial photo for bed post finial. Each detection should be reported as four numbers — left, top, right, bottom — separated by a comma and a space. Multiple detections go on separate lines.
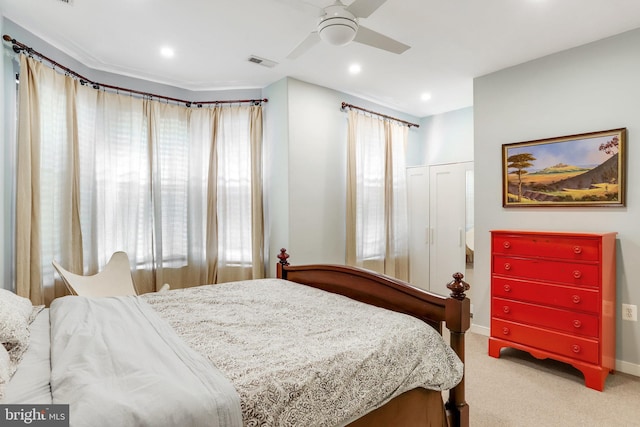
277, 248, 290, 266
447, 272, 470, 300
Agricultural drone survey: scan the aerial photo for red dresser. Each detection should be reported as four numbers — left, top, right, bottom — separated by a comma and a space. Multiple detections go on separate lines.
488, 230, 617, 391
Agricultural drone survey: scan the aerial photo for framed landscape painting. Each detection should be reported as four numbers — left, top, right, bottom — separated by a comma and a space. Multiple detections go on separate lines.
502, 128, 626, 207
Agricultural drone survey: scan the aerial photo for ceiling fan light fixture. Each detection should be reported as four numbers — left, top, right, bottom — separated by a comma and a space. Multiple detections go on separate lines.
288, 0, 408, 58
317, 6, 358, 46
318, 18, 358, 46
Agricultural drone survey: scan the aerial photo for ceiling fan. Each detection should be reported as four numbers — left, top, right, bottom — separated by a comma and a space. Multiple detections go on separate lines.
286, 0, 410, 59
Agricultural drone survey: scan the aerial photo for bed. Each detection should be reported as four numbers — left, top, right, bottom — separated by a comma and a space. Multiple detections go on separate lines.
1, 249, 470, 427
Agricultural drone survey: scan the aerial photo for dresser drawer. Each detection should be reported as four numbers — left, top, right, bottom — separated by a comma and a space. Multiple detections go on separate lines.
492, 233, 600, 261
492, 297, 599, 338
493, 255, 600, 287
491, 318, 599, 364
492, 277, 600, 313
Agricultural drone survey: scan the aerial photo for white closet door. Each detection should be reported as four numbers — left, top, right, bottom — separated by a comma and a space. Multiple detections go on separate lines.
428, 163, 469, 296
406, 166, 429, 290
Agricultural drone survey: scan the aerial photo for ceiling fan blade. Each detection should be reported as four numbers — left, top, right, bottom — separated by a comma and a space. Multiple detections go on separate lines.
346, 0, 388, 18
353, 25, 410, 54
286, 31, 321, 59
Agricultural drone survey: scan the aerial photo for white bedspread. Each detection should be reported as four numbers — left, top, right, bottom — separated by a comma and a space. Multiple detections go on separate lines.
142, 278, 463, 427
49, 296, 242, 427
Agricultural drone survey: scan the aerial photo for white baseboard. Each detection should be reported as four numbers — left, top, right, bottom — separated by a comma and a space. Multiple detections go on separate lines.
616, 359, 640, 377
467, 322, 639, 378
469, 323, 489, 336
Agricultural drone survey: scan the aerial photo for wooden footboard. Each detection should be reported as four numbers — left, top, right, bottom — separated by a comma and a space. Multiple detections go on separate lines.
276, 249, 470, 427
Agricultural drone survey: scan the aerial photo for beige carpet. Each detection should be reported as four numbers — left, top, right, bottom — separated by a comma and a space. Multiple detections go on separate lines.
460, 332, 640, 426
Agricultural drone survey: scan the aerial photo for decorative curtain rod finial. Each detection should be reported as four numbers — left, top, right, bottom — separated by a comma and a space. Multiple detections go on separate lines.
3, 34, 22, 54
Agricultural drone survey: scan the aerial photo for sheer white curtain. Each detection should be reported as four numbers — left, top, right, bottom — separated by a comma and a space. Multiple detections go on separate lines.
15, 56, 264, 305
213, 106, 264, 283
346, 110, 409, 280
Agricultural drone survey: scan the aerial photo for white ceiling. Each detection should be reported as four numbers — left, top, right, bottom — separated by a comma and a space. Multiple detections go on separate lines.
3, 0, 640, 117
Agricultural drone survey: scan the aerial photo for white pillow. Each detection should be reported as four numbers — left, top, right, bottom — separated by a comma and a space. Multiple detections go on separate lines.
0, 289, 32, 322
0, 289, 34, 378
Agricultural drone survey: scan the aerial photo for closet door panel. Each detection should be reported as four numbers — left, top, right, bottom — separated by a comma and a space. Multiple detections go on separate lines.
428, 163, 466, 296
406, 167, 429, 291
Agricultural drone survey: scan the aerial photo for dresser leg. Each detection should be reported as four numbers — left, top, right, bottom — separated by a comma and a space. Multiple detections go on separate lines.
575, 365, 609, 392
488, 337, 503, 358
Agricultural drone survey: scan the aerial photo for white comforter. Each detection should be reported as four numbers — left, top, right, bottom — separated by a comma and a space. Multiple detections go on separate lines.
49, 296, 242, 427
142, 278, 463, 427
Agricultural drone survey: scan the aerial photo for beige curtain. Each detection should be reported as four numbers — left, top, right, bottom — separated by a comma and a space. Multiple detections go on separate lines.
15, 56, 264, 305
204, 105, 264, 284
346, 110, 409, 280
249, 106, 265, 280
16, 55, 45, 304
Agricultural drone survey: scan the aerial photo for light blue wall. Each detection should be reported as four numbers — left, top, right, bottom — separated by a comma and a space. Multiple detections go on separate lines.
263, 77, 290, 277
420, 106, 473, 166
474, 28, 640, 373
264, 77, 423, 270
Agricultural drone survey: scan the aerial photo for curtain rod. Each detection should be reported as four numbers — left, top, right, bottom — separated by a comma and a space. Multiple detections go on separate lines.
2, 34, 268, 108
340, 102, 419, 128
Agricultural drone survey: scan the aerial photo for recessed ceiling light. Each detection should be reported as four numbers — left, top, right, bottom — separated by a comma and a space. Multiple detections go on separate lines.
349, 64, 361, 75
160, 47, 175, 58
421, 92, 432, 101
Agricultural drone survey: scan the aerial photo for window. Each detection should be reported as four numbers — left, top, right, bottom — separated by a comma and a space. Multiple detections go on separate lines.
347, 110, 409, 279
17, 55, 263, 298
217, 108, 253, 265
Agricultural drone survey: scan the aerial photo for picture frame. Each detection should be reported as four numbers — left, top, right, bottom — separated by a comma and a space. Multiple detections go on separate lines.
502, 128, 626, 207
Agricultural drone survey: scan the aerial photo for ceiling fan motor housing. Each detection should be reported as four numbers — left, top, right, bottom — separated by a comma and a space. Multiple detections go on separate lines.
318, 5, 358, 46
